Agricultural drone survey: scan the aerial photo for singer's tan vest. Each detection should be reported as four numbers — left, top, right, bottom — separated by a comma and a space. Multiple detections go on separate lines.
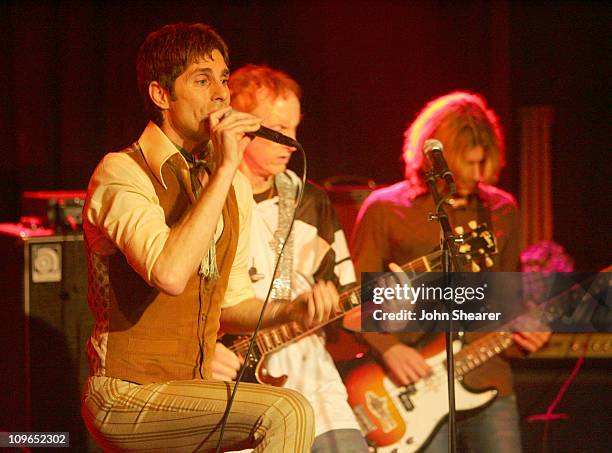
86, 144, 238, 384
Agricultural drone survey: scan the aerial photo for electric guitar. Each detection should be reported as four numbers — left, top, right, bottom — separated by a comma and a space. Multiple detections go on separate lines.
344, 266, 611, 453
224, 222, 498, 386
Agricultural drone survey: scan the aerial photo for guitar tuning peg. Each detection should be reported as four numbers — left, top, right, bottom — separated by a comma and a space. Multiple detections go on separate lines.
471, 261, 481, 272
454, 226, 464, 235
485, 256, 494, 268
459, 244, 472, 253
468, 220, 477, 230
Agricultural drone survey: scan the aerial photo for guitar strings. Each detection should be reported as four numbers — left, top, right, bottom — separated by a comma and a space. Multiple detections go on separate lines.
228, 235, 498, 361
226, 257, 436, 357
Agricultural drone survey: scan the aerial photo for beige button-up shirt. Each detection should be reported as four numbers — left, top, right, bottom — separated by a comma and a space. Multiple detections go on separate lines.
84, 121, 255, 307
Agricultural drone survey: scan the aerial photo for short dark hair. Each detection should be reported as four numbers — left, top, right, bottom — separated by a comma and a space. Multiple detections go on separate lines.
136, 22, 229, 125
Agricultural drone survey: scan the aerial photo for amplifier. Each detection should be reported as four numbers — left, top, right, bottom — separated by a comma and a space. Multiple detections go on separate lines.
513, 358, 612, 452
322, 177, 379, 236
21, 190, 87, 231
528, 333, 612, 359
0, 225, 98, 451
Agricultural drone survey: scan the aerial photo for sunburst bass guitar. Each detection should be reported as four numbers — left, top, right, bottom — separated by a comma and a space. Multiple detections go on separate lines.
344, 266, 611, 453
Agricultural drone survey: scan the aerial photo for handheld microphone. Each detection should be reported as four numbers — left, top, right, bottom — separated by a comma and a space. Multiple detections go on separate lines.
423, 139, 456, 194
246, 125, 300, 148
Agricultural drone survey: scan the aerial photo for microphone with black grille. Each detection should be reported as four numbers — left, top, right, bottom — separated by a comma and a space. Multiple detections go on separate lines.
424, 139, 456, 194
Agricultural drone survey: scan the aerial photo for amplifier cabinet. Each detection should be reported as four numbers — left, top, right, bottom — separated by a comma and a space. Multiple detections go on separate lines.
0, 230, 97, 451
512, 358, 612, 452
323, 183, 376, 236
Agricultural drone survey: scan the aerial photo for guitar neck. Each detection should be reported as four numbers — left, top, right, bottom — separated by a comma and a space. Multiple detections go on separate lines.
453, 265, 612, 377
232, 251, 444, 358
453, 332, 513, 378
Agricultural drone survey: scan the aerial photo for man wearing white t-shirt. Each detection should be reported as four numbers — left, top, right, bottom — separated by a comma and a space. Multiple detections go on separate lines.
218, 64, 368, 453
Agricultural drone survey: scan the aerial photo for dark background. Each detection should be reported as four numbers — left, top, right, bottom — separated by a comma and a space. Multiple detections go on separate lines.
1, 0, 610, 270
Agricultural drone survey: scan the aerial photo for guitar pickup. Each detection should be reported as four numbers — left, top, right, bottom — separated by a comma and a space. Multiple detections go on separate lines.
398, 388, 415, 411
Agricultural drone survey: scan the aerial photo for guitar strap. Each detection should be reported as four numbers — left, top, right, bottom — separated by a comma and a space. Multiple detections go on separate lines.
269, 171, 297, 302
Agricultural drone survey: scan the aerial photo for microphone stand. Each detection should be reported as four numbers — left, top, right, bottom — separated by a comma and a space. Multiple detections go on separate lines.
424, 170, 462, 453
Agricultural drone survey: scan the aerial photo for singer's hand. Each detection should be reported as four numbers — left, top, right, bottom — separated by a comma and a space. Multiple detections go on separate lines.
286, 280, 340, 329
211, 342, 243, 381
209, 107, 262, 171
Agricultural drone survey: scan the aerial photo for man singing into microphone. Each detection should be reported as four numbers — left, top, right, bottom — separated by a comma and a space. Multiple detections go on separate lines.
351, 91, 550, 452
81, 22, 339, 452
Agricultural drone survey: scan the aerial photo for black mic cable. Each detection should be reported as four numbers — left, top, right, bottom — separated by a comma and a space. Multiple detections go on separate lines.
214, 140, 307, 453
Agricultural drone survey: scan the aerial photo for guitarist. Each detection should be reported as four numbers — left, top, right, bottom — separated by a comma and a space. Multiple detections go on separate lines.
219, 65, 369, 453
350, 91, 550, 452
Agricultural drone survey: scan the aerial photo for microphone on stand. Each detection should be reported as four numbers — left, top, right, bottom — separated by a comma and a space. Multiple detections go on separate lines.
423, 139, 456, 194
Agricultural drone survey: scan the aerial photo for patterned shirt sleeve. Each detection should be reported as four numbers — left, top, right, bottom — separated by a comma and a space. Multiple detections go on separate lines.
303, 184, 357, 291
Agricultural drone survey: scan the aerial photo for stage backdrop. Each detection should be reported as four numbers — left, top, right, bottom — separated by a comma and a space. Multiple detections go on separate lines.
0, 0, 609, 270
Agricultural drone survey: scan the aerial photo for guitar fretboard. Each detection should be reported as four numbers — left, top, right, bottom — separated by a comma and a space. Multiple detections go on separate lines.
454, 332, 513, 378
229, 252, 443, 358
228, 223, 501, 361
452, 266, 611, 378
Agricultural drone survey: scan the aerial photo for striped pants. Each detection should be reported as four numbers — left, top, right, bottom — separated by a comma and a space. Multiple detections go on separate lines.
82, 376, 315, 452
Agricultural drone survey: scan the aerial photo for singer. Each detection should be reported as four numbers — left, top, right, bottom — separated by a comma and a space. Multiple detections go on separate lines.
350, 91, 550, 453
80, 22, 338, 453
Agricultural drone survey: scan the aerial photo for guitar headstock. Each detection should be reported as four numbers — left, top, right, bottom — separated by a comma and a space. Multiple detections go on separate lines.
454, 221, 498, 272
